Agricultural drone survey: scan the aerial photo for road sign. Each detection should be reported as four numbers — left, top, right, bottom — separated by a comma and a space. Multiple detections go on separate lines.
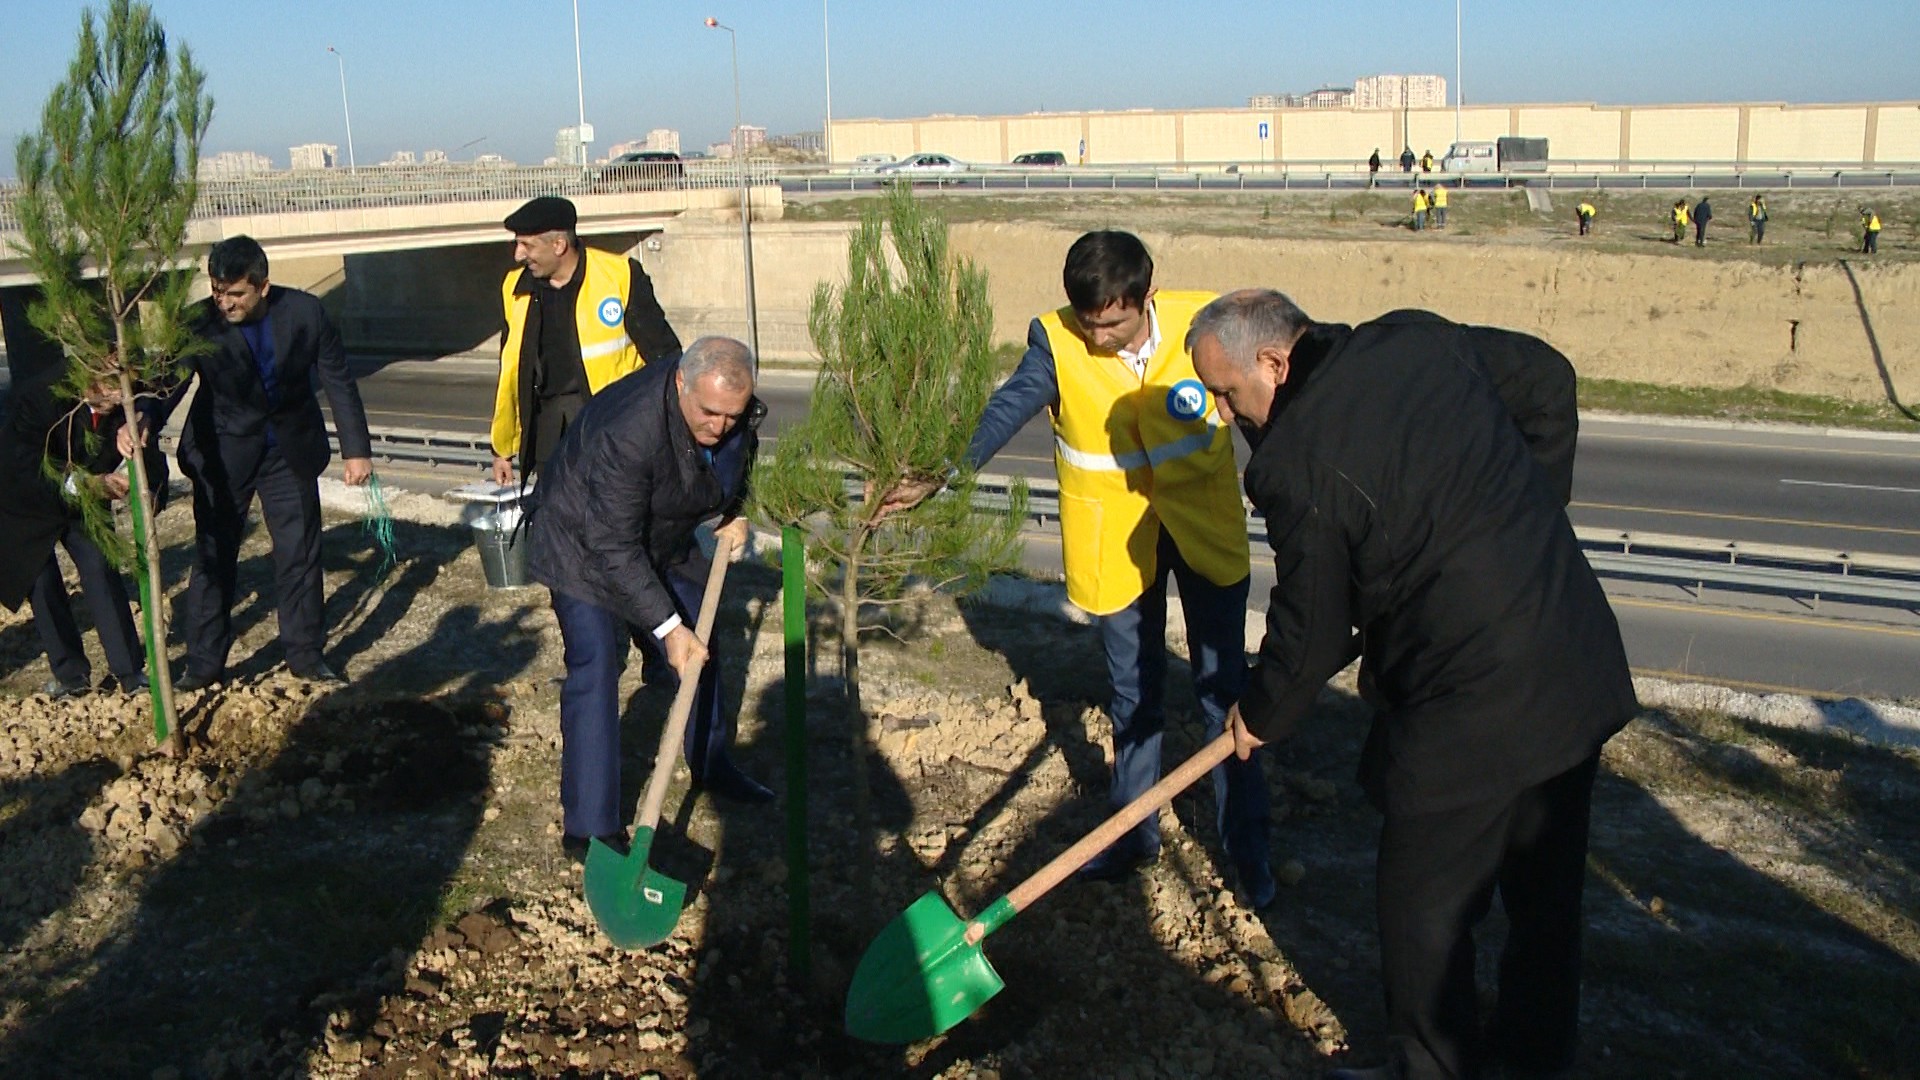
1258, 121, 1269, 140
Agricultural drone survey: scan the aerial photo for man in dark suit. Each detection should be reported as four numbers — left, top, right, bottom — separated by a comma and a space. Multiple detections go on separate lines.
527, 336, 770, 860
155, 235, 374, 689
1186, 291, 1636, 1080
0, 366, 159, 697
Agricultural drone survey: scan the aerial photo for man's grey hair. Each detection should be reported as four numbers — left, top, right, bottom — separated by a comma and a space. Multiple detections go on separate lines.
1186, 289, 1313, 370
680, 335, 757, 390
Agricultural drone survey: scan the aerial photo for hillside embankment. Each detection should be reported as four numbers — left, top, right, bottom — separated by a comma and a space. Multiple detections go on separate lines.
950, 222, 1918, 405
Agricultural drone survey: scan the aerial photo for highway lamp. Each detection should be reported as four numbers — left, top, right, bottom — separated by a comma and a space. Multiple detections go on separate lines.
1454, 0, 1464, 144
326, 45, 357, 172
704, 16, 759, 358
823, 0, 834, 165
571, 0, 593, 169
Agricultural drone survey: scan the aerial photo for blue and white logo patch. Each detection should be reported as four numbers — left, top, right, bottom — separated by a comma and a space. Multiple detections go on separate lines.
1166, 379, 1208, 422
597, 297, 624, 327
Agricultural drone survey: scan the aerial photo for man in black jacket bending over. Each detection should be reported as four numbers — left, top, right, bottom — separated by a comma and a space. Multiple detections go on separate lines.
527, 336, 771, 860
1186, 290, 1636, 1080
158, 236, 374, 689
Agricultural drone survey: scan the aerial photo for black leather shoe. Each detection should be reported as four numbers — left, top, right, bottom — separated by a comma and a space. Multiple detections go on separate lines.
693, 761, 776, 805
290, 661, 348, 686
1073, 841, 1158, 883
108, 672, 150, 695
43, 677, 90, 700
1327, 1065, 1402, 1080
1237, 857, 1278, 911
173, 668, 222, 693
561, 832, 630, 863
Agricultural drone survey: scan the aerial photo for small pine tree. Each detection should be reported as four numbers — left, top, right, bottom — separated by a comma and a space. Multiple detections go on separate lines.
752, 186, 1027, 882
11, 0, 213, 753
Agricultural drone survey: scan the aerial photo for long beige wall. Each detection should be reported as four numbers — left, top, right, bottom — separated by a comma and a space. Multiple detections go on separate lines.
830, 101, 1920, 167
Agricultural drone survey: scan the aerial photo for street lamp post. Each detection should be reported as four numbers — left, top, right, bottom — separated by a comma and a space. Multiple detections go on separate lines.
704, 17, 758, 358
1455, 0, 1464, 144
326, 45, 357, 172
571, 0, 592, 168
823, 0, 833, 165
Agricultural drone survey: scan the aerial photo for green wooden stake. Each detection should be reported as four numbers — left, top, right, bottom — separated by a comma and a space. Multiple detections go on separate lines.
782, 525, 811, 984
124, 461, 169, 743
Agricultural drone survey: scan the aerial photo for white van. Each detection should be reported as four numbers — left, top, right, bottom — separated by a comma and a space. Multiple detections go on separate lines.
851, 153, 895, 171
1440, 141, 1498, 173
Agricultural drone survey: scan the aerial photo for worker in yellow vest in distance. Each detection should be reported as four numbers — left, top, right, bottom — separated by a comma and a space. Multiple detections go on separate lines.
1430, 183, 1450, 228
1861, 207, 1882, 254
1421, 149, 1435, 172
1577, 201, 1597, 236
876, 231, 1275, 907
1670, 200, 1690, 244
491, 196, 683, 487
1412, 187, 1430, 232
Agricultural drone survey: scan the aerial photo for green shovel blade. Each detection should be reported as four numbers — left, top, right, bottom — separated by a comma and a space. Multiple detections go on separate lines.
583, 826, 688, 949
844, 891, 1013, 1044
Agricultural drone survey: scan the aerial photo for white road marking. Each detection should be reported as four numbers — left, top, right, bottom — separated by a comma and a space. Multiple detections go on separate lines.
1779, 478, 1920, 496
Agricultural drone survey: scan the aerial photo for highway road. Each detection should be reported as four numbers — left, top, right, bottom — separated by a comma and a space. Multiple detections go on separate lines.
336, 357, 1920, 703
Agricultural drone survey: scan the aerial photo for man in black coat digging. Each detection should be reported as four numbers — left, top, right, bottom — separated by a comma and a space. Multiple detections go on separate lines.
527, 336, 772, 861
1186, 290, 1637, 1080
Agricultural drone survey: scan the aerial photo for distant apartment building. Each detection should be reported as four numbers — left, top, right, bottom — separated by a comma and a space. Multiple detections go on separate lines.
732, 125, 767, 152
473, 153, 510, 167
289, 143, 338, 170
768, 130, 824, 153
422, 149, 448, 165
1247, 93, 1304, 109
198, 150, 274, 178
1353, 74, 1448, 110
554, 126, 586, 167
646, 128, 681, 154
706, 140, 734, 160
383, 150, 417, 166
1302, 86, 1355, 109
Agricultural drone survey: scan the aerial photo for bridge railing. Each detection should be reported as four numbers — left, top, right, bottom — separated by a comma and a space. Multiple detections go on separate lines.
0, 160, 781, 235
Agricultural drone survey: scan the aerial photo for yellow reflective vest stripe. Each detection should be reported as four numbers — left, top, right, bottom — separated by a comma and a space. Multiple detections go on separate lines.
492, 247, 646, 458
1044, 290, 1250, 615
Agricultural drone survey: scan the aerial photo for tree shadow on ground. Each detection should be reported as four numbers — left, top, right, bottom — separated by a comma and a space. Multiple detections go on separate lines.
0, 601, 541, 1077
1249, 700, 1920, 1079
0, 759, 117, 957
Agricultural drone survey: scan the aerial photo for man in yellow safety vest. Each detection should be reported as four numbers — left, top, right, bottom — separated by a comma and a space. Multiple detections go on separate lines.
878, 231, 1274, 905
491, 196, 682, 487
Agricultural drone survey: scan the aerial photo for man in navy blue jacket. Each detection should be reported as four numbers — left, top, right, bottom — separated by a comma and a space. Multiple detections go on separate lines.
527, 336, 770, 860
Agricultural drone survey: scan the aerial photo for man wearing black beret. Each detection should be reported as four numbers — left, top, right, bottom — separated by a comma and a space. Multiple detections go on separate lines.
490, 195, 682, 486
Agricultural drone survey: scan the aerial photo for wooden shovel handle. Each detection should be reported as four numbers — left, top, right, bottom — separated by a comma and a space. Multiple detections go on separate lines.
635, 533, 737, 831
998, 730, 1237, 920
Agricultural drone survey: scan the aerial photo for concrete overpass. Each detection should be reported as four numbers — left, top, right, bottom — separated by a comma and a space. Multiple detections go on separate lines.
0, 163, 782, 288
0, 163, 786, 376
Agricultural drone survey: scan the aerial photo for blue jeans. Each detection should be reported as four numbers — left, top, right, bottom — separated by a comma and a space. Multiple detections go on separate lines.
551, 568, 734, 838
1096, 527, 1267, 871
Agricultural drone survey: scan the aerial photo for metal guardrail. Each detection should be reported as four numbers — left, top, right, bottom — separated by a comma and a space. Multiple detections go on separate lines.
342, 428, 1920, 610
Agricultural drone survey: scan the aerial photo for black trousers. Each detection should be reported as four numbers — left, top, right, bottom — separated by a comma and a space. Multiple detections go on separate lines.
1376, 751, 1602, 1080
182, 443, 325, 676
30, 522, 143, 686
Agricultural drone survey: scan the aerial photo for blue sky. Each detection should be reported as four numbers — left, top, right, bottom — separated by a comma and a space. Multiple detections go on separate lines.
2, 0, 1914, 171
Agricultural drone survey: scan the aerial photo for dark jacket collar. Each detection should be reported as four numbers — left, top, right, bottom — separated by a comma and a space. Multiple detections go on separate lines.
1250, 322, 1351, 443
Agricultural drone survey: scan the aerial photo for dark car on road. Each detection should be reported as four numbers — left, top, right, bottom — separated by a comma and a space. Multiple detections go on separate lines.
1012, 151, 1066, 167
599, 150, 686, 189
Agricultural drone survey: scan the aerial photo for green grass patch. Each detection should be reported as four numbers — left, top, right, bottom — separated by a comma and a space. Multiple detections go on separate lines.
1578, 377, 1919, 431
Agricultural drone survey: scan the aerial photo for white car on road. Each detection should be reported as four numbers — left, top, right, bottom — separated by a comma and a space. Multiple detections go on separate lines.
876, 152, 968, 183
